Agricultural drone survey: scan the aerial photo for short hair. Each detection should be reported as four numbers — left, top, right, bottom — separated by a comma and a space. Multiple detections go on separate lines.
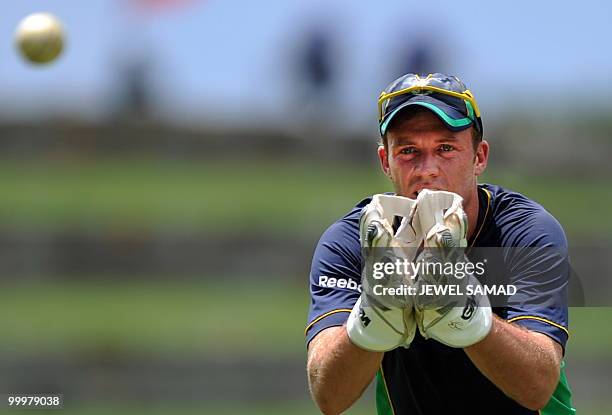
380, 107, 482, 151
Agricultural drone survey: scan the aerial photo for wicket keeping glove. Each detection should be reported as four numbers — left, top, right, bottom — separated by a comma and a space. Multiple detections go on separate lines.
347, 194, 421, 352
412, 190, 492, 348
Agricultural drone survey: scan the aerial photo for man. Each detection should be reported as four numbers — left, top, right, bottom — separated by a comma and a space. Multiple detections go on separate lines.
305, 73, 576, 414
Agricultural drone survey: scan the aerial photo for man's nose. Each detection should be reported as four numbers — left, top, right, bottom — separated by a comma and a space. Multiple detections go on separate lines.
414, 152, 439, 178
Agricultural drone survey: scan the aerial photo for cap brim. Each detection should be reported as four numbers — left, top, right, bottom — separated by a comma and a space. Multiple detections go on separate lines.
379, 95, 474, 136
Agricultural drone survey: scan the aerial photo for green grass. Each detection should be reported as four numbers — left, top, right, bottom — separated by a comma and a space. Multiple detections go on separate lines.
481, 171, 612, 240
0, 157, 608, 237
577, 408, 612, 415
0, 158, 387, 233
0, 279, 310, 357
568, 307, 612, 359
0, 280, 610, 359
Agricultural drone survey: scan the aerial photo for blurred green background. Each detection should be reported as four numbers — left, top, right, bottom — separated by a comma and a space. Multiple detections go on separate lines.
0, 155, 610, 414
1, 1, 612, 414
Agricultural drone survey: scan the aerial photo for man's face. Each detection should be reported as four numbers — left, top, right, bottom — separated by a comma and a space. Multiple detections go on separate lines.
378, 109, 488, 203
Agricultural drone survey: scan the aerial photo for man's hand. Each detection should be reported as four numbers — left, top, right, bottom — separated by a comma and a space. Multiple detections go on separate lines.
346, 194, 421, 352
412, 190, 492, 348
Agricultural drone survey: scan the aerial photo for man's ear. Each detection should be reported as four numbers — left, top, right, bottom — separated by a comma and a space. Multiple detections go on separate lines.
378, 145, 392, 178
474, 139, 489, 176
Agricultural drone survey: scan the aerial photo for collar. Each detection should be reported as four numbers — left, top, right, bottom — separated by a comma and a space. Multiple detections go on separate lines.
468, 185, 492, 249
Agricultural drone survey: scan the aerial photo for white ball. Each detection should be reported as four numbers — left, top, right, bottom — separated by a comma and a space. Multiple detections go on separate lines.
15, 12, 65, 65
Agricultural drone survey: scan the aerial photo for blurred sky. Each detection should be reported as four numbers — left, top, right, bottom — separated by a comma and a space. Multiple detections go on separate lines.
0, 0, 611, 130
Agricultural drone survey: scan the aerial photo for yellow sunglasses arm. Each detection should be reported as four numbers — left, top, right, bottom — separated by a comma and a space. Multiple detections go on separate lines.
378, 86, 481, 120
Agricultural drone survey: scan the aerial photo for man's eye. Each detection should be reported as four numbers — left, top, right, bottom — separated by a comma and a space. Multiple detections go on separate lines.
400, 147, 418, 155
440, 144, 454, 152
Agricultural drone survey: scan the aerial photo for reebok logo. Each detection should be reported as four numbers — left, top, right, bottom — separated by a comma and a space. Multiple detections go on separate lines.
317, 276, 362, 293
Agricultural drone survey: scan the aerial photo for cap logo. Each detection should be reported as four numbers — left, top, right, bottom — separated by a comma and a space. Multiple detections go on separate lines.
411, 89, 432, 96
411, 78, 432, 95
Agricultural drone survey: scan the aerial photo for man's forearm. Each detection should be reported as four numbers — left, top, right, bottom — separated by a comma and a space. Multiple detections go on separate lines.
464, 316, 562, 410
307, 325, 383, 415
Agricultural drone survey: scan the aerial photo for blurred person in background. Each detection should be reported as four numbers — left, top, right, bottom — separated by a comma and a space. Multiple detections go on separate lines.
305, 73, 576, 414
395, 34, 440, 78
288, 22, 340, 134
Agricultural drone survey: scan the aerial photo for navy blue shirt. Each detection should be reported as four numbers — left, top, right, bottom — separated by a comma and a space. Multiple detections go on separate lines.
305, 184, 571, 415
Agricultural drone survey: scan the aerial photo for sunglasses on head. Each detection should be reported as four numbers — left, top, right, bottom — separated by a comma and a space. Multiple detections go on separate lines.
378, 73, 482, 135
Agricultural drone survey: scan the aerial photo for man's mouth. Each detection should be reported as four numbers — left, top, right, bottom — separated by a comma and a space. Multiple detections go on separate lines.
412, 187, 440, 198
